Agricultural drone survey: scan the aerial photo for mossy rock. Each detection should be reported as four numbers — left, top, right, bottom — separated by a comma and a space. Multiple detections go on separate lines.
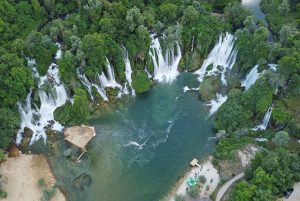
54, 102, 72, 124
181, 51, 204, 71
8, 144, 20, 157
199, 76, 221, 101
132, 70, 151, 94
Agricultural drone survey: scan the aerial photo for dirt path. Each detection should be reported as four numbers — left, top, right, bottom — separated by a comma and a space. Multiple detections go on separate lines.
215, 172, 244, 201
0, 154, 65, 201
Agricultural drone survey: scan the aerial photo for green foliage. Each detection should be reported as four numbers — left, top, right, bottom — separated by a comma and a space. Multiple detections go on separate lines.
278, 0, 290, 15
0, 150, 6, 162
232, 181, 256, 201
198, 175, 206, 184
174, 195, 185, 201
159, 3, 178, 22
126, 7, 144, 32
132, 71, 151, 94
70, 89, 89, 125
188, 186, 198, 198
38, 178, 45, 188
272, 107, 290, 124
41, 186, 57, 201
0, 189, 7, 199
0, 108, 20, 149
224, 3, 251, 29
272, 131, 290, 147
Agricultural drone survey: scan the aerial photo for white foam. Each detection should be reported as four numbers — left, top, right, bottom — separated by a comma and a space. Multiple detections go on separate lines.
206, 93, 228, 116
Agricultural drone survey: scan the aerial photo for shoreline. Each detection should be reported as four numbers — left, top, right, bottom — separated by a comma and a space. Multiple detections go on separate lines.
164, 155, 220, 201
0, 154, 66, 201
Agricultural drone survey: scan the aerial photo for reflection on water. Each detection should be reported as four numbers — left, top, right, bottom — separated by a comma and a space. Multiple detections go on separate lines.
49, 73, 215, 201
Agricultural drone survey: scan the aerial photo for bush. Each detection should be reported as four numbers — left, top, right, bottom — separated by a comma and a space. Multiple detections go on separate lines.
132, 71, 151, 94
188, 186, 199, 198
198, 175, 207, 184
41, 186, 57, 201
174, 194, 185, 201
38, 178, 45, 188
0, 151, 6, 162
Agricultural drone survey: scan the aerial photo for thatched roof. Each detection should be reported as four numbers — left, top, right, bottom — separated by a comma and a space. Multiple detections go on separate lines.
64, 125, 96, 150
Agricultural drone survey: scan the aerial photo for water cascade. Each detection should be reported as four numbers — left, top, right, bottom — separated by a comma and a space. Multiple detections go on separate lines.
241, 65, 261, 90
206, 93, 228, 116
77, 68, 95, 101
194, 33, 237, 85
268, 63, 277, 72
99, 59, 122, 89
123, 49, 136, 96
252, 107, 273, 131
17, 45, 68, 144
149, 35, 182, 83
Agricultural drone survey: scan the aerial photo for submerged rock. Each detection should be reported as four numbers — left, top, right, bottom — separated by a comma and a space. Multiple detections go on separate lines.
199, 76, 221, 101
72, 173, 92, 191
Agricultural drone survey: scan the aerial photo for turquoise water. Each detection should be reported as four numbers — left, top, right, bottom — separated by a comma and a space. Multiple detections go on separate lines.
49, 73, 215, 201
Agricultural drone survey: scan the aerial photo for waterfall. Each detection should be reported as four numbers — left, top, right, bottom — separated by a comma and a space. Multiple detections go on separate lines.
268, 63, 277, 72
241, 65, 261, 90
17, 45, 68, 144
149, 34, 182, 83
206, 93, 228, 116
123, 49, 136, 96
252, 107, 273, 131
55, 43, 62, 60
194, 33, 237, 85
77, 68, 95, 101
145, 68, 152, 78
99, 58, 122, 89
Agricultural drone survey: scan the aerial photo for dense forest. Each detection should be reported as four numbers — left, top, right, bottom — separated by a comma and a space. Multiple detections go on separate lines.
0, 0, 299, 200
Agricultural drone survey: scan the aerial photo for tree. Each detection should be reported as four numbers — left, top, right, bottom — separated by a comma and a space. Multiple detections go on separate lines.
182, 6, 199, 25
70, 89, 89, 125
159, 3, 178, 22
126, 7, 144, 33
0, 150, 6, 162
198, 175, 206, 184
188, 186, 198, 198
278, 0, 290, 15
233, 181, 256, 201
272, 131, 289, 147
224, 3, 251, 29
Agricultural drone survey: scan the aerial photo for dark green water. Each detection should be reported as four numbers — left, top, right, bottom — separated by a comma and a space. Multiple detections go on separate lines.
49, 73, 215, 201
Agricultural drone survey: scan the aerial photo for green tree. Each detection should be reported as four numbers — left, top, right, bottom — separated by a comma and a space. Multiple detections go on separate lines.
278, 0, 290, 15
70, 89, 89, 125
126, 7, 144, 33
272, 131, 289, 147
182, 6, 199, 25
159, 3, 178, 22
233, 181, 256, 201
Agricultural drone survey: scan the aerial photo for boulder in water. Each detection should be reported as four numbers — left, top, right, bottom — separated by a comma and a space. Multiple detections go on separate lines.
72, 173, 92, 191
24, 127, 33, 138
199, 76, 221, 101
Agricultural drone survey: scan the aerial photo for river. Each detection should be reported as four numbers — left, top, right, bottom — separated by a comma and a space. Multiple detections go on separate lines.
49, 73, 215, 201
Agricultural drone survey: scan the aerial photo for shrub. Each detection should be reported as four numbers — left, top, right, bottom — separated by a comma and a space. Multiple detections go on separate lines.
198, 175, 207, 184
38, 178, 45, 188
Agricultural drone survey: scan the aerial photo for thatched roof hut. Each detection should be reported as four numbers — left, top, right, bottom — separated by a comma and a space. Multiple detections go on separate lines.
64, 125, 96, 150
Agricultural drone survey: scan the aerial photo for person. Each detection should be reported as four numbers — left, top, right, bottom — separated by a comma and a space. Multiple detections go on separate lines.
210, 178, 213, 183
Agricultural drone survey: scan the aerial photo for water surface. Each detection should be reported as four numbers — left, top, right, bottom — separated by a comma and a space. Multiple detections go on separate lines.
50, 73, 215, 201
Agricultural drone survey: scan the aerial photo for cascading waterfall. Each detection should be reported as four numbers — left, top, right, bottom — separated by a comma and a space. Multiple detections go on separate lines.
149, 34, 182, 83
77, 68, 95, 101
99, 58, 122, 89
268, 63, 277, 72
206, 93, 228, 116
17, 45, 68, 144
194, 33, 237, 85
123, 49, 136, 96
252, 107, 273, 131
241, 65, 261, 90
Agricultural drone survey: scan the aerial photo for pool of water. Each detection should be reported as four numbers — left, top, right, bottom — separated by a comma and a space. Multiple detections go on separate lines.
49, 73, 215, 201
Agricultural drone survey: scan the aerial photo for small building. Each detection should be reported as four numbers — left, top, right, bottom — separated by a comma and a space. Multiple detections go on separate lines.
64, 125, 96, 161
190, 158, 199, 167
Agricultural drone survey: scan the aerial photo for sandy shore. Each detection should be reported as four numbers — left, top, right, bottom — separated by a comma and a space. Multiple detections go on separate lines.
0, 154, 65, 201
167, 157, 220, 201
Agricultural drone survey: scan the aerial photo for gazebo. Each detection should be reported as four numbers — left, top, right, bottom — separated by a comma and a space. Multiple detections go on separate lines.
64, 125, 96, 161
187, 177, 198, 187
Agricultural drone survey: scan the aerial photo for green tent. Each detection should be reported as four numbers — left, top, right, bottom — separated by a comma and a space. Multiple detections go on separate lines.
187, 177, 198, 187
